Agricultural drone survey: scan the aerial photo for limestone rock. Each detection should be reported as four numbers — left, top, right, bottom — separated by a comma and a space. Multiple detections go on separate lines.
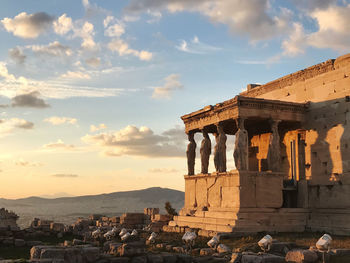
14, 239, 25, 247
200, 248, 214, 256
217, 244, 231, 254
147, 254, 164, 263
285, 249, 318, 263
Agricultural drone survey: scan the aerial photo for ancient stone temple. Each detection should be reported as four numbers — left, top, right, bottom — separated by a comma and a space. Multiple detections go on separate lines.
168, 53, 350, 236
0, 208, 19, 231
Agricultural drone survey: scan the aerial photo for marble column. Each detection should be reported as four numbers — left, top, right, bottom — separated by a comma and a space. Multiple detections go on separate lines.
234, 118, 249, 171
186, 132, 196, 175
214, 124, 227, 173
200, 129, 211, 174
267, 120, 281, 172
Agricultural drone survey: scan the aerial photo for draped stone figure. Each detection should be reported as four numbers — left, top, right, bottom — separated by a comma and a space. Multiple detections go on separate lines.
234, 118, 249, 170
267, 120, 281, 172
200, 130, 211, 174
186, 132, 196, 175
214, 124, 227, 173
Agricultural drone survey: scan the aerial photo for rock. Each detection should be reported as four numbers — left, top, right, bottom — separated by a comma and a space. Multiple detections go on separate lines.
194, 257, 215, 263
2, 238, 14, 246
57, 232, 63, 238
285, 249, 318, 263
156, 243, 167, 249
14, 239, 25, 247
177, 254, 192, 263
109, 242, 122, 254
241, 253, 285, 263
217, 244, 231, 254
118, 242, 146, 257
72, 238, 84, 245
166, 244, 174, 251
230, 252, 242, 263
160, 252, 177, 263
40, 248, 65, 260
147, 254, 164, 263
200, 248, 214, 256
64, 240, 72, 247
82, 247, 100, 263
131, 256, 148, 263
64, 247, 83, 263
108, 258, 130, 263
173, 246, 185, 253
30, 246, 52, 259
27, 240, 44, 247
270, 242, 294, 255
328, 249, 350, 263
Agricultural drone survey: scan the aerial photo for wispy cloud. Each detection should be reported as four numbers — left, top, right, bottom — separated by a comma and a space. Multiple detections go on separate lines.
152, 74, 183, 99
44, 116, 77, 125
52, 173, 79, 178
176, 36, 221, 54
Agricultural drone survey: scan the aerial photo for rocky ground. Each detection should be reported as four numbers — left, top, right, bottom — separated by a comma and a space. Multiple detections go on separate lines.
1, 212, 350, 262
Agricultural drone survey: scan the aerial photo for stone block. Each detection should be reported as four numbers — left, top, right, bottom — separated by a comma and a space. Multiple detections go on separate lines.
14, 239, 25, 247
82, 247, 100, 263
285, 249, 318, 263
255, 175, 283, 208
40, 248, 65, 259
200, 248, 214, 256
147, 254, 164, 263
160, 252, 177, 263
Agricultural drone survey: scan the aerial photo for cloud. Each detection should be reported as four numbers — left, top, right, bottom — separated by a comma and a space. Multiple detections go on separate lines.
292, 0, 337, 11
108, 39, 152, 61
9, 47, 26, 64
61, 70, 91, 80
148, 168, 179, 173
1, 12, 54, 38
125, 0, 290, 41
11, 91, 50, 108
176, 36, 221, 54
0, 118, 34, 137
0, 62, 121, 99
29, 41, 72, 57
44, 116, 77, 125
152, 74, 183, 99
85, 57, 100, 67
52, 173, 78, 178
307, 4, 350, 52
282, 23, 307, 56
81, 125, 186, 158
53, 14, 73, 35
74, 21, 97, 50
15, 159, 43, 167
103, 16, 125, 37
43, 139, 76, 151
90, 123, 107, 132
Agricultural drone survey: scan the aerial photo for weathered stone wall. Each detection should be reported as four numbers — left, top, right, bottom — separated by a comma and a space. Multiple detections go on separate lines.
241, 53, 350, 210
183, 171, 283, 211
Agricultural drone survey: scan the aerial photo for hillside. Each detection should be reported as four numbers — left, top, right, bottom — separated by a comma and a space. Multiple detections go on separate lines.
0, 187, 184, 228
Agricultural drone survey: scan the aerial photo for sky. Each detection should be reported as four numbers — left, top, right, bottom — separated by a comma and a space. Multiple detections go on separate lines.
0, 0, 348, 198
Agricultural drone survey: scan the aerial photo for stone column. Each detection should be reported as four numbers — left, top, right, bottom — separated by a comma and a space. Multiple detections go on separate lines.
234, 118, 249, 171
214, 123, 227, 173
186, 131, 196, 175
267, 120, 281, 172
200, 129, 211, 174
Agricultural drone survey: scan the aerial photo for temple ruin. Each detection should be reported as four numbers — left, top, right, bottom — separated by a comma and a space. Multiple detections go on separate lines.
0, 208, 19, 231
169, 53, 350, 236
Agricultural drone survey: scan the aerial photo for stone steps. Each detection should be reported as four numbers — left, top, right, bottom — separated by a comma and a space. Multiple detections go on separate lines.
170, 210, 308, 233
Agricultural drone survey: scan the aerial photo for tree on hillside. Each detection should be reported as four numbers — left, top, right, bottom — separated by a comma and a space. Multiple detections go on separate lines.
165, 201, 178, 219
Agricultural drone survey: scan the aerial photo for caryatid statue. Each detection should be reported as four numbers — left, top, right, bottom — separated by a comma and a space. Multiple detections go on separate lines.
267, 120, 281, 172
234, 118, 249, 170
200, 129, 211, 174
186, 132, 196, 175
214, 124, 227, 173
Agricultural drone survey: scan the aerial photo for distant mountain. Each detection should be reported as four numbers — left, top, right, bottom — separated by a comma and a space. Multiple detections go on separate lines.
0, 187, 184, 228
